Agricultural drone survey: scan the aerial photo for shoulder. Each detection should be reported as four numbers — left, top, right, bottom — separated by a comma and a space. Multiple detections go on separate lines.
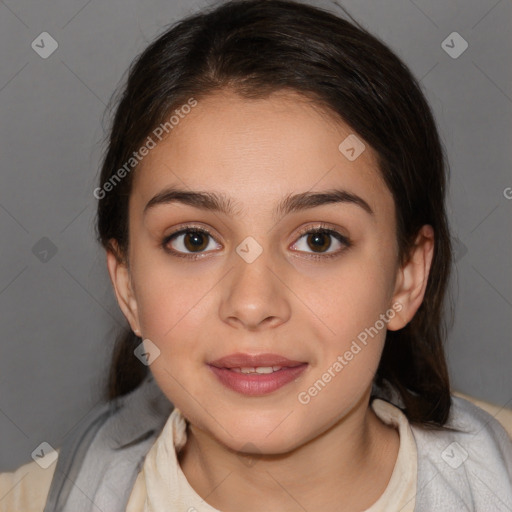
452, 390, 512, 439
43, 375, 173, 511
0, 375, 172, 512
410, 394, 512, 510
0, 452, 58, 512
411, 393, 512, 466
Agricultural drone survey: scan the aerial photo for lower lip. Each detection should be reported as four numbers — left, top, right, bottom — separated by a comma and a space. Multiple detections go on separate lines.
207, 364, 308, 396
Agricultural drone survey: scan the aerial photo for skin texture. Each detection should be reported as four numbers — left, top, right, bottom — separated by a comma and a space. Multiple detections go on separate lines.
107, 89, 434, 511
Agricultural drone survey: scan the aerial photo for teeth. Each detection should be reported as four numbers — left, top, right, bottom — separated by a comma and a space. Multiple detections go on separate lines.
231, 366, 283, 374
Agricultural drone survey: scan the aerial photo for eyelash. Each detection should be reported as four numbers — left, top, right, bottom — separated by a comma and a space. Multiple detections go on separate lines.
161, 223, 351, 261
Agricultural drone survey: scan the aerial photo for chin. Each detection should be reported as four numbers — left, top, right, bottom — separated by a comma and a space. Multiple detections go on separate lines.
210, 418, 306, 456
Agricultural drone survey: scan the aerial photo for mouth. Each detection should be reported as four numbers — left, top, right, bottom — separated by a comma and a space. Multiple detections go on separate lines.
208, 352, 307, 369
207, 353, 308, 396
228, 365, 290, 374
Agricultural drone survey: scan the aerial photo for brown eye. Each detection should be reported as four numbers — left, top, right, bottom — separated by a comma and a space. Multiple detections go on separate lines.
164, 228, 220, 256
306, 232, 332, 252
183, 231, 209, 252
291, 228, 350, 257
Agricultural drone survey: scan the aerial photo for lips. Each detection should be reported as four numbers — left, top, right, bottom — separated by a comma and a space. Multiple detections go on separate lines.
207, 353, 309, 395
208, 352, 306, 369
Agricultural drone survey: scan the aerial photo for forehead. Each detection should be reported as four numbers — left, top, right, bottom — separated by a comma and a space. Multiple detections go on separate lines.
131, 89, 392, 218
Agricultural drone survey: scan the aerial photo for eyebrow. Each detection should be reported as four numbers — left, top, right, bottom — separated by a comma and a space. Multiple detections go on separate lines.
143, 186, 374, 218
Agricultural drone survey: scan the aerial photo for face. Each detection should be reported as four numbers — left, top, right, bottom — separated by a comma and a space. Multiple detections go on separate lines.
107, 88, 432, 455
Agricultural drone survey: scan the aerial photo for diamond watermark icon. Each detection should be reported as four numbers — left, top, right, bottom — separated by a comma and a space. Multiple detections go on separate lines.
134, 338, 161, 365
31, 442, 58, 469
441, 32, 468, 59
452, 237, 468, 263
31, 32, 59, 59
236, 236, 263, 263
338, 134, 365, 161
32, 237, 58, 263
236, 442, 263, 468
441, 441, 468, 469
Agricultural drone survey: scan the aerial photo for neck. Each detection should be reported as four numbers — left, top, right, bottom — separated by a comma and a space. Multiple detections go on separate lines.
178, 390, 400, 512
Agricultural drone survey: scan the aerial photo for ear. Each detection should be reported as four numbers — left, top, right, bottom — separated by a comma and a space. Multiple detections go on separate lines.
387, 225, 435, 331
105, 239, 142, 336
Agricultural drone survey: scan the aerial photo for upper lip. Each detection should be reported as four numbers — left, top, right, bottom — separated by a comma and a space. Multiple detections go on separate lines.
208, 353, 307, 369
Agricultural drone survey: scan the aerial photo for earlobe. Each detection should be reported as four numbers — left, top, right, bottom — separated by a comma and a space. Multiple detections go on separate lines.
387, 225, 435, 331
105, 240, 141, 336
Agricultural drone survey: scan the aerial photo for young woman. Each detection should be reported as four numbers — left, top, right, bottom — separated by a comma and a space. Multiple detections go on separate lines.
1, 1, 511, 511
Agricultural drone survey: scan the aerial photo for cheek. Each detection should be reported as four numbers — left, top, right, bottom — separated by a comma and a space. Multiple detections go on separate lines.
131, 241, 212, 332
130, 257, 215, 369
299, 250, 395, 343
132, 266, 216, 405
294, 266, 391, 420
292, 247, 396, 399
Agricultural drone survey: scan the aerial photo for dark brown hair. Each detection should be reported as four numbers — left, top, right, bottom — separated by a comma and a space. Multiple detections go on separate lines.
95, 0, 453, 426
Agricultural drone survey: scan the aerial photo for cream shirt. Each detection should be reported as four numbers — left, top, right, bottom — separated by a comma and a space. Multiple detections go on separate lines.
1, 393, 511, 512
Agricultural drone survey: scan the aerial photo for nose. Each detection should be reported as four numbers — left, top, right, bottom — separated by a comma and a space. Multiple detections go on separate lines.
219, 248, 291, 331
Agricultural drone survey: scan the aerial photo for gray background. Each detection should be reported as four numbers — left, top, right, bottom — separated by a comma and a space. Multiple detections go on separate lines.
0, 0, 511, 471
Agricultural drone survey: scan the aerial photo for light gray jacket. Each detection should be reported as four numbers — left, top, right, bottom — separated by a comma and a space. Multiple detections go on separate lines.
43, 374, 512, 511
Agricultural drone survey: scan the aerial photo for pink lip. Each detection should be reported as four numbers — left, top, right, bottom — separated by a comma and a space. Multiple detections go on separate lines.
207, 353, 308, 396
